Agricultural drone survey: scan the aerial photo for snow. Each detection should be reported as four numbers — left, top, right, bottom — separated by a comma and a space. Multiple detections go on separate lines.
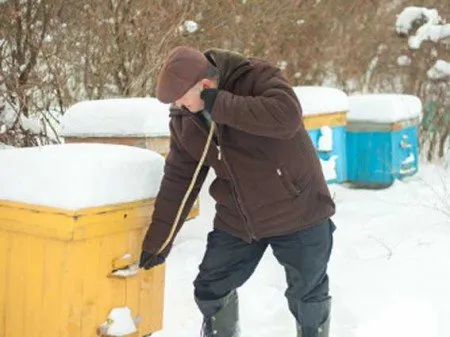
318, 126, 333, 152
402, 153, 415, 165
179, 20, 199, 34
277, 60, 288, 70
43, 35, 53, 43
348, 94, 422, 123
0, 102, 18, 127
60, 98, 171, 138
99, 307, 137, 336
293, 86, 349, 116
320, 155, 338, 181
152, 163, 450, 337
0, 143, 165, 210
0, 142, 13, 149
408, 23, 450, 49
318, 126, 336, 180
395, 7, 440, 35
396, 55, 411, 66
427, 60, 450, 80
111, 263, 139, 278
0, 100, 43, 134
396, 7, 450, 49
20, 115, 42, 134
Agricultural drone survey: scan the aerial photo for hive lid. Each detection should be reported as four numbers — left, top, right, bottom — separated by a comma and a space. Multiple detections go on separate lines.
293, 86, 349, 116
0, 143, 164, 210
348, 94, 422, 124
60, 98, 171, 138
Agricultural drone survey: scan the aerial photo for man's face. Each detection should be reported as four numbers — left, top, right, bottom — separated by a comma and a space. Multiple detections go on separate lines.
174, 82, 205, 113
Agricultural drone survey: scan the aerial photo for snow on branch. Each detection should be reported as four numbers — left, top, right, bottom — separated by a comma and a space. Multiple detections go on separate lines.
427, 60, 450, 80
396, 7, 440, 35
179, 20, 199, 34
396, 6, 450, 81
409, 23, 450, 50
397, 55, 412, 66
0, 99, 42, 134
396, 6, 450, 49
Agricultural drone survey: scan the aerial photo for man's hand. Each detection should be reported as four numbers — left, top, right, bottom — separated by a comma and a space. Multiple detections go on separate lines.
139, 250, 166, 270
200, 88, 218, 114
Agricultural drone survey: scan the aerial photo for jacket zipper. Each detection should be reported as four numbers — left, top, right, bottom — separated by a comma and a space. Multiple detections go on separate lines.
190, 116, 256, 241
217, 124, 256, 241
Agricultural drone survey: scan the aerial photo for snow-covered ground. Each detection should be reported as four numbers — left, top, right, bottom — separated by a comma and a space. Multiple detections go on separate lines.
154, 162, 450, 337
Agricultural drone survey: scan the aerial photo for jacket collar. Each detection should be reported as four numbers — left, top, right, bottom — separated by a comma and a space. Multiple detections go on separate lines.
204, 48, 253, 91
168, 49, 253, 117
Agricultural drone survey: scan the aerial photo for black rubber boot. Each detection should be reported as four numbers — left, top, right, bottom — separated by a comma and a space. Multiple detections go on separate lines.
196, 290, 240, 337
295, 298, 331, 337
297, 313, 330, 337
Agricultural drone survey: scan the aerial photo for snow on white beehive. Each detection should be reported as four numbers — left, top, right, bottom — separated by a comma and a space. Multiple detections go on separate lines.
0, 143, 164, 210
60, 97, 171, 138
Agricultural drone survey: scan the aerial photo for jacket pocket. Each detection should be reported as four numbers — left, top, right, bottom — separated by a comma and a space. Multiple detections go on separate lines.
276, 165, 312, 197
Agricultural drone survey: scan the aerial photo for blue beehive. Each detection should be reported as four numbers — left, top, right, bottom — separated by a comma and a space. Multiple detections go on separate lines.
293, 86, 348, 184
346, 94, 422, 187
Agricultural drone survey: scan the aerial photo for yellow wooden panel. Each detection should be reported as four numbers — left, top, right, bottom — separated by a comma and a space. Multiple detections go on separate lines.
139, 263, 165, 334
22, 235, 45, 337
0, 230, 10, 336
303, 111, 347, 130
0, 200, 154, 241
0, 201, 75, 241
41, 240, 66, 337
58, 242, 71, 337
80, 238, 102, 337
0, 213, 74, 241
125, 276, 140, 331
102, 233, 118, 324
112, 253, 134, 270
5, 233, 27, 337
65, 241, 85, 336
124, 229, 143, 327
102, 233, 128, 329
72, 205, 152, 241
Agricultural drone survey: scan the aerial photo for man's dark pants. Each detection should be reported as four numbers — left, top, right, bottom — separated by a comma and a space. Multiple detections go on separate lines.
193, 218, 336, 331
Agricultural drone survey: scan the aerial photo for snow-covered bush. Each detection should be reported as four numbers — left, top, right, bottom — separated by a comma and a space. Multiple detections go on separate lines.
396, 6, 450, 161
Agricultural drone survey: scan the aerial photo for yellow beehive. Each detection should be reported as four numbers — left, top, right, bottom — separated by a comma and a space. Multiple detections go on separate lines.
61, 97, 199, 220
0, 200, 163, 337
293, 86, 348, 130
0, 143, 166, 337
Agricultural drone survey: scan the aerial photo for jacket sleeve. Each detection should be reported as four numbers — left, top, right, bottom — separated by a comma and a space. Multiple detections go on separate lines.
211, 65, 302, 139
141, 120, 209, 256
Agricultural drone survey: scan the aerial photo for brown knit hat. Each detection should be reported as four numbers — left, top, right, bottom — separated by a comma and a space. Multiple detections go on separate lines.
155, 46, 209, 103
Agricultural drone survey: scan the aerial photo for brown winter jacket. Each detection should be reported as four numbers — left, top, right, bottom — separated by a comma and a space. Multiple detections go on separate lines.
142, 49, 335, 256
